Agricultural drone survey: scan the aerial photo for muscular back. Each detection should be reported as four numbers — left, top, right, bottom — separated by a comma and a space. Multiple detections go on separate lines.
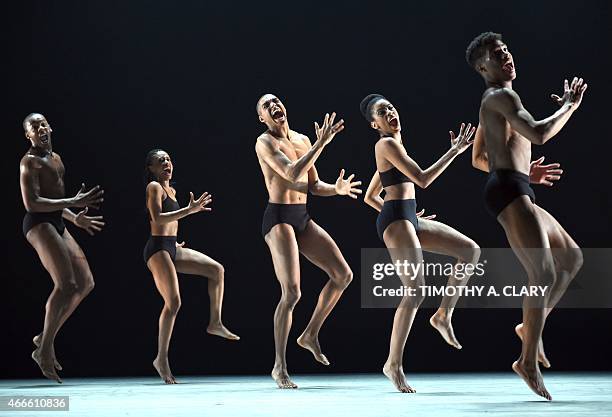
480, 87, 532, 174
256, 130, 311, 204
20, 151, 66, 210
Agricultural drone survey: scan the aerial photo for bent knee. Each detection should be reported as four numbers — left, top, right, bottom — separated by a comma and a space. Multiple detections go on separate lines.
332, 268, 353, 289
213, 263, 225, 279
282, 285, 301, 307
559, 247, 584, 277
459, 241, 481, 265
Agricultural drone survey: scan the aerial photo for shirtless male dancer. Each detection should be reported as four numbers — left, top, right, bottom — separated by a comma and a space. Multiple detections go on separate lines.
255, 94, 362, 388
466, 32, 586, 400
19, 113, 105, 383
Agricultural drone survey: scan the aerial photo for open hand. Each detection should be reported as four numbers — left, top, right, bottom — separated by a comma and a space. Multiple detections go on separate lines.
73, 183, 104, 209
315, 112, 345, 146
335, 169, 362, 199
449, 123, 476, 154
74, 207, 105, 236
188, 192, 212, 214
529, 156, 563, 186
416, 208, 437, 220
551, 77, 587, 109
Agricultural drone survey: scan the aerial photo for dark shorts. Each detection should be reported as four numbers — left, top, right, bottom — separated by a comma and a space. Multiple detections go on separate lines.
22, 211, 66, 237
261, 203, 311, 238
376, 199, 419, 241
143, 236, 177, 264
484, 169, 536, 218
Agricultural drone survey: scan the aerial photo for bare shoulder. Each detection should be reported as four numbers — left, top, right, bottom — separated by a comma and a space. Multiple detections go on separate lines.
291, 130, 311, 146
20, 152, 42, 171
255, 132, 276, 152
483, 87, 519, 110
375, 136, 400, 151
146, 181, 163, 195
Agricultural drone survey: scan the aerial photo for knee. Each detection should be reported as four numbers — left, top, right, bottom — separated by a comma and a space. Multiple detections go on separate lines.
459, 241, 481, 265
213, 263, 225, 280
566, 248, 584, 276
165, 296, 182, 315
77, 274, 95, 297
332, 268, 353, 289
282, 285, 301, 308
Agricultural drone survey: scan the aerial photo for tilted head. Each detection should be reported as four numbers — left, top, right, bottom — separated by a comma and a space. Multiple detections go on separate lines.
360, 94, 401, 135
23, 113, 52, 148
144, 149, 173, 184
256, 94, 287, 127
466, 32, 515, 83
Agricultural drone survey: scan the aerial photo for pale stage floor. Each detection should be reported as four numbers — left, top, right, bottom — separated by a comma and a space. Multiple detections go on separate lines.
1, 373, 611, 416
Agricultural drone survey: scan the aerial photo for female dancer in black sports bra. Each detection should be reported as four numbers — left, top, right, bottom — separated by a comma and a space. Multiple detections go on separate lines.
144, 149, 239, 384
361, 95, 480, 393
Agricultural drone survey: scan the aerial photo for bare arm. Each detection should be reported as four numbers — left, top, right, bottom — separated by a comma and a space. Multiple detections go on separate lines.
146, 182, 210, 224
19, 157, 103, 212
255, 113, 344, 183
364, 171, 384, 212
471, 125, 489, 172
380, 123, 475, 189
489, 78, 587, 145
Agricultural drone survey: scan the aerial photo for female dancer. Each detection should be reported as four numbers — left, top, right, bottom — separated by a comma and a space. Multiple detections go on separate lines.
144, 149, 239, 384
361, 94, 480, 393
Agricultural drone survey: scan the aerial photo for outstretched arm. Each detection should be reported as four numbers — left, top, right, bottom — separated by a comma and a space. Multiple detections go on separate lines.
487, 77, 587, 145
364, 171, 384, 212
380, 123, 475, 189
255, 113, 344, 183
19, 157, 104, 212
146, 182, 211, 224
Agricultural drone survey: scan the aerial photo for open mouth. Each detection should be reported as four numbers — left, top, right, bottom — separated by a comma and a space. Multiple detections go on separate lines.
388, 116, 399, 128
271, 108, 286, 122
162, 167, 172, 175
39, 133, 49, 143
502, 61, 515, 74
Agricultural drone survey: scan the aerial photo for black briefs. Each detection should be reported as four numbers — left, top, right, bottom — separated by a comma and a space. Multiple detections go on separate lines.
484, 169, 536, 218
22, 211, 66, 237
376, 199, 419, 241
261, 203, 311, 237
143, 236, 177, 264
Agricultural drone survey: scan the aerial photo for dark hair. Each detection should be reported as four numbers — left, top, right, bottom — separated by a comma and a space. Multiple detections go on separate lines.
359, 94, 386, 122
144, 148, 166, 185
465, 31, 502, 69
23, 112, 43, 131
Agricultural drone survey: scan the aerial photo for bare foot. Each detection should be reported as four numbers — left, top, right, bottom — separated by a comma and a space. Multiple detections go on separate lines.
206, 323, 240, 340
383, 362, 415, 393
297, 333, 330, 366
429, 314, 462, 349
32, 334, 62, 371
515, 323, 550, 368
271, 366, 298, 389
512, 360, 552, 400
153, 357, 178, 384
31, 349, 62, 383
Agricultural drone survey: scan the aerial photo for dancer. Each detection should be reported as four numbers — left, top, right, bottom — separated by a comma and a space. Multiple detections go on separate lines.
361, 94, 479, 393
144, 149, 239, 384
19, 113, 105, 383
255, 94, 361, 388
466, 31, 586, 400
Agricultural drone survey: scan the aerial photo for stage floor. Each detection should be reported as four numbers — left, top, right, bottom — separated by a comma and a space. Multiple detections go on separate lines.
1, 373, 611, 416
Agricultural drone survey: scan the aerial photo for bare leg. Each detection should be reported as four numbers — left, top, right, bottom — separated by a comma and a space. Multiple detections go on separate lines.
382, 220, 425, 393
147, 251, 181, 384
295, 221, 352, 366
265, 224, 300, 389
27, 226, 93, 383
175, 247, 239, 340
417, 219, 481, 350
498, 196, 554, 400
515, 204, 583, 368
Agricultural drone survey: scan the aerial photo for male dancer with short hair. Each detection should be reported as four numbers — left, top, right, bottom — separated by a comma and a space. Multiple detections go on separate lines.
20, 113, 105, 383
466, 32, 586, 400
255, 94, 361, 388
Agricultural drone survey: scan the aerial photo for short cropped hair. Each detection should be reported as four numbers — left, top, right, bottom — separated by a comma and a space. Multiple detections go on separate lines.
465, 32, 502, 68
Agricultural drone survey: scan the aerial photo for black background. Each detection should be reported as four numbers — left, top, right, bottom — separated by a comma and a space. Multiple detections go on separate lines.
3, 0, 611, 379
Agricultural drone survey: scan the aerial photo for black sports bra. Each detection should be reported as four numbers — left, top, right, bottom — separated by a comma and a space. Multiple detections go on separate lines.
379, 166, 413, 188
148, 187, 180, 220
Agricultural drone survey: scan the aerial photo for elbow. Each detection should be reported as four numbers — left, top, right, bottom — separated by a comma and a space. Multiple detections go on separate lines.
415, 173, 430, 189
530, 130, 546, 145
24, 198, 39, 212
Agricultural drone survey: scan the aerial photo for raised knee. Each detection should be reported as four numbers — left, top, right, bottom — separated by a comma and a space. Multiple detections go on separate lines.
459, 242, 481, 265
166, 296, 182, 315
282, 285, 301, 307
80, 279, 95, 296
567, 248, 584, 276
333, 269, 353, 289
214, 263, 225, 280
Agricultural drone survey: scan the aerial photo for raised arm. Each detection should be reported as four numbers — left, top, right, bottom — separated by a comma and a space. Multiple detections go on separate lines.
471, 125, 489, 172
488, 78, 587, 145
255, 113, 344, 183
364, 171, 384, 212
146, 182, 211, 224
379, 123, 475, 189
19, 156, 103, 212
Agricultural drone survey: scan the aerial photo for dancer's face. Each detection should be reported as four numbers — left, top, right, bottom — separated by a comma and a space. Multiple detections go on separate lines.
479, 40, 516, 83
25, 114, 53, 148
149, 151, 173, 182
258, 94, 287, 126
370, 99, 401, 134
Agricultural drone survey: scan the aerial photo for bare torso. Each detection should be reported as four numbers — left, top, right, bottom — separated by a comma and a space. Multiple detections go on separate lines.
480, 87, 532, 174
20, 150, 66, 208
256, 129, 311, 204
